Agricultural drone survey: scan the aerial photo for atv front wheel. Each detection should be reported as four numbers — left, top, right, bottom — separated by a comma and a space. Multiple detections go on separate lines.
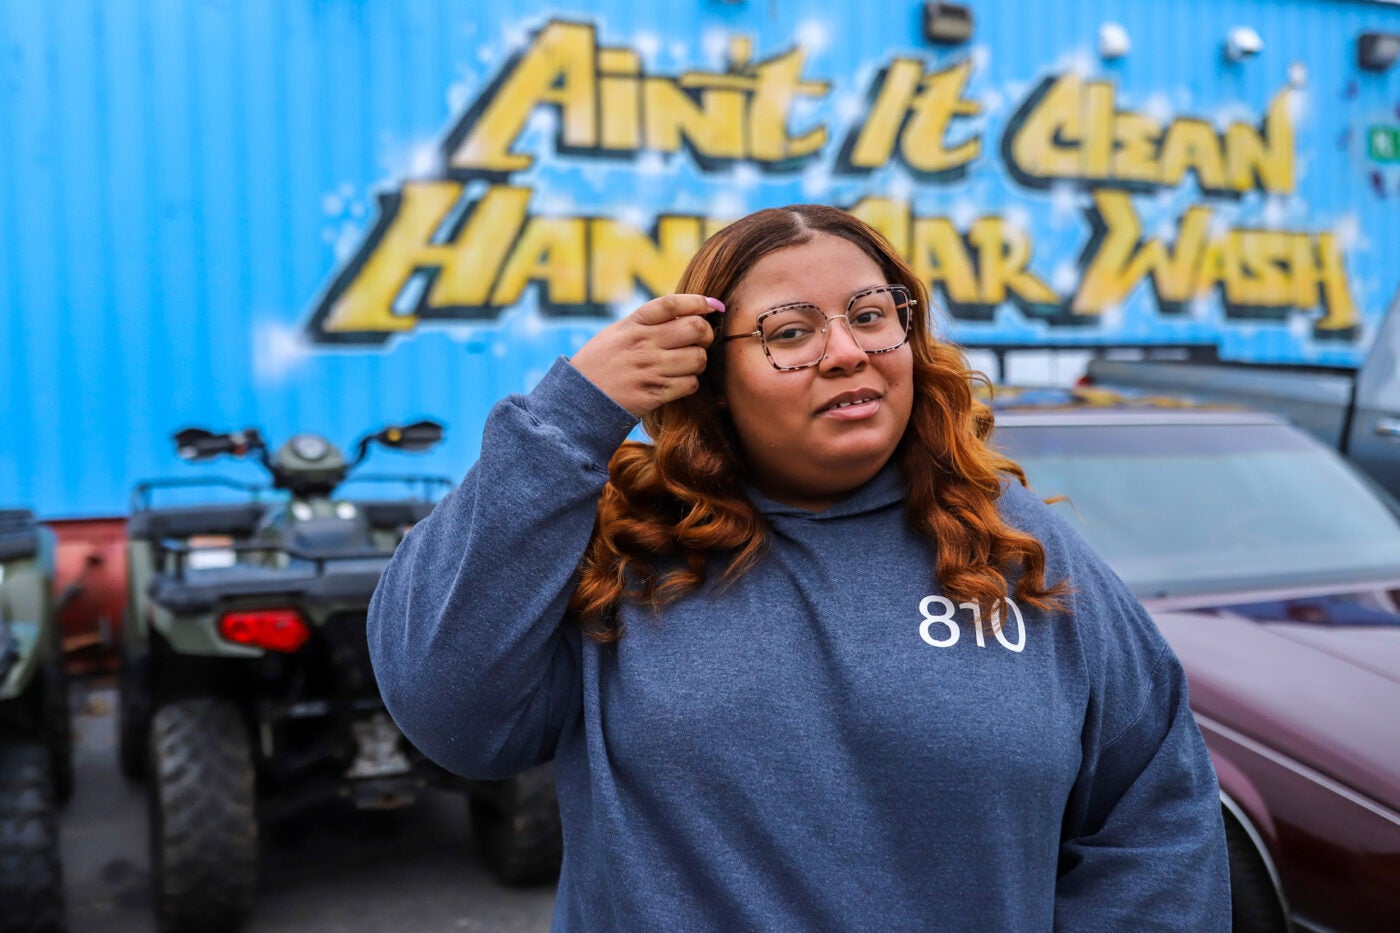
468, 763, 563, 886
148, 698, 258, 933
0, 742, 66, 933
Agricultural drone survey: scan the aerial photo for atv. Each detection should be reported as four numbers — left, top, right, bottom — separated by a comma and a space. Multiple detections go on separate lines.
0, 509, 72, 933
120, 424, 563, 933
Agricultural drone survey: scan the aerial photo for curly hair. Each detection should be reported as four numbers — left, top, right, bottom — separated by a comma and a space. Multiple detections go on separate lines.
568, 204, 1067, 640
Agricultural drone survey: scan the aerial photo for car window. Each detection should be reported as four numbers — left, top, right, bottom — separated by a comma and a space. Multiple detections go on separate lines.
995, 422, 1400, 598
1355, 295, 1400, 411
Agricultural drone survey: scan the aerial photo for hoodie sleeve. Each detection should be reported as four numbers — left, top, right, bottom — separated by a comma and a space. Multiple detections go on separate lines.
1051, 540, 1232, 931
367, 357, 638, 780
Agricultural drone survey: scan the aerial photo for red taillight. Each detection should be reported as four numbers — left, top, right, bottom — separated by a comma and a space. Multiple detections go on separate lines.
218, 608, 311, 653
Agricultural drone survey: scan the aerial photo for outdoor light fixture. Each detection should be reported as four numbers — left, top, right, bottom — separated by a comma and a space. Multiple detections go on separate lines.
1358, 32, 1400, 72
924, 2, 974, 45
1225, 26, 1264, 61
1098, 22, 1131, 59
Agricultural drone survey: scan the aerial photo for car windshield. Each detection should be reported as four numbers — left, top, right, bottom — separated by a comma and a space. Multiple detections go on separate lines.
995, 420, 1400, 598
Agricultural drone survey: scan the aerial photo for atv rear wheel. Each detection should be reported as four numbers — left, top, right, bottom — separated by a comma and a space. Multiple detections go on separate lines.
468, 763, 563, 886
42, 647, 73, 804
0, 742, 66, 933
148, 698, 258, 933
117, 645, 151, 781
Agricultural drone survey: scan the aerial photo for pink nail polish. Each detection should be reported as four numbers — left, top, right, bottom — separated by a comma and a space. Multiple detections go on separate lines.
706, 297, 726, 313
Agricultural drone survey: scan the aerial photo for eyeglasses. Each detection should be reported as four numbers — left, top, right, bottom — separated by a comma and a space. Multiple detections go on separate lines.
721, 284, 915, 371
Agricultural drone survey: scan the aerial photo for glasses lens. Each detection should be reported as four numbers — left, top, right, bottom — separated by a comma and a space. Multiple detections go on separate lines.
757, 287, 912, 369
760, 304, 827, 368
846, 286, 911, 353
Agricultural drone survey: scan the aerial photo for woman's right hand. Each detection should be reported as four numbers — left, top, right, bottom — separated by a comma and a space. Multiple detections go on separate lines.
568, 294, 724, 418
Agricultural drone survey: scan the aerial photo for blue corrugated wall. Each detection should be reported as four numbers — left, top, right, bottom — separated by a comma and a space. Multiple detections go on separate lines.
2, 0, 1398, 516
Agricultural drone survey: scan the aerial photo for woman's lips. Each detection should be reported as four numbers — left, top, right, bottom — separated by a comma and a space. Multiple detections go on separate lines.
817, 397, 882, 420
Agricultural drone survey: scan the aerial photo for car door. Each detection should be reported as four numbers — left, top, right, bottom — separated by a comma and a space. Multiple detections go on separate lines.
1348, 290, 1400, 501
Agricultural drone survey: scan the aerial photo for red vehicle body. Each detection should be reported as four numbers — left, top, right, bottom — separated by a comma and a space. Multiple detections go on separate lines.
1152, 590, 1400, 931
48, 517, 126, 675
993, 393, 1400, 933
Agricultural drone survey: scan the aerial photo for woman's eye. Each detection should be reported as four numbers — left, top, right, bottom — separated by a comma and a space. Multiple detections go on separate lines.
851, 308, 886, 326
768, 324, 813, 343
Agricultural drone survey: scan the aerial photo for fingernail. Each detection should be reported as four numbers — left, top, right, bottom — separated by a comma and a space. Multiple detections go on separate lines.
706, 297, 726, 313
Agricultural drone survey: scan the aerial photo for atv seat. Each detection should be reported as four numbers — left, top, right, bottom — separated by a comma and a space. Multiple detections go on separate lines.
0, 510, 39, 563
128, 503, 268, 542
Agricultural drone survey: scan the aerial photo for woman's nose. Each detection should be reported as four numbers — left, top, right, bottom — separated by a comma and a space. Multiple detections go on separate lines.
818, 316, 868, 373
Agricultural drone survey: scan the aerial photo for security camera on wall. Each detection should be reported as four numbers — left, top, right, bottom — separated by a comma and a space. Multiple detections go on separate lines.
1225, 26, 1264, 61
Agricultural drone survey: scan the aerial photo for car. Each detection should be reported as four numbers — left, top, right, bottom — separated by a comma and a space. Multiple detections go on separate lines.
986, 386, 1400, 933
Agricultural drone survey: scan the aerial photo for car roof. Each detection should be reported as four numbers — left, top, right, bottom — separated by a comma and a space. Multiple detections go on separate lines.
981, 385, 1290, 428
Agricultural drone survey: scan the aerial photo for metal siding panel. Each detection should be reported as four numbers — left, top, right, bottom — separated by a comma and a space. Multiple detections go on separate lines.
104, 1, 159, 496
3, 0, 1400, 517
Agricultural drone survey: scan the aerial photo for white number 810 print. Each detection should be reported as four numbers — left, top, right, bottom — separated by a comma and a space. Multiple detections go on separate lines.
917, 596, 1026, 652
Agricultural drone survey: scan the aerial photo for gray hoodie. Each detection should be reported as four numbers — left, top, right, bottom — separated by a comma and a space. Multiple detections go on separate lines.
367, 357, 1230, 932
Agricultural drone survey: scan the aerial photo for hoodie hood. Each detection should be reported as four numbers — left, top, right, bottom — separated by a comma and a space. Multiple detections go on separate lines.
744, 460, 908, 520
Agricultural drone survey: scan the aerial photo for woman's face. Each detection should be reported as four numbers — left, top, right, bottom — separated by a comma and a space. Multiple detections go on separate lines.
718, 233, 915, 511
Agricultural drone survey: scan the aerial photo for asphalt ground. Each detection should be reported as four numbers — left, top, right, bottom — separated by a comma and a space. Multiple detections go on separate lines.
57, 679, 558, 932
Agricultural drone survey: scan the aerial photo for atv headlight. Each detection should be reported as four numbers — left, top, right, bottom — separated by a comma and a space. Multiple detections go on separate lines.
289, 434, 330, 462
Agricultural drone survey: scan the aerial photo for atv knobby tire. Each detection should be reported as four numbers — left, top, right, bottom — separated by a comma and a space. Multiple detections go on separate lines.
469, 763, 563, 886
42, 649, 73, 804
118, 646, 151, 781
0, 742, 66, 933
148, 699, 258, 933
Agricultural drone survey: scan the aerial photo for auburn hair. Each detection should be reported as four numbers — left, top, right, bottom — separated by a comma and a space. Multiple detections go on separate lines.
568, 204, 1067, 640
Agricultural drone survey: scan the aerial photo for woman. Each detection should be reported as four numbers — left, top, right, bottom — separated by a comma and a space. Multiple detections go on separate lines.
368, 205, 1230, 930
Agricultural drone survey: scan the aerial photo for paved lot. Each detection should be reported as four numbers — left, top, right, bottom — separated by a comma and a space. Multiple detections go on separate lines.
59, 680, 557, 932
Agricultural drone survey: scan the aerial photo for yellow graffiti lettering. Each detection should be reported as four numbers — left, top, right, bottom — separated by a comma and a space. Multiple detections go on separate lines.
1074, 191, 1212, 313
319, 182, 532, 335
1225, 90, 1295, 194
1291, 234, 1358, 332
850, 198, 1057, 309
1074, 191, 1357, 330
491, 216, 589, 306
1229, 231, 1292, 306
847, 196, 912, 256
1157, 119, 1228, 192
589, 216, 708, 302
1005, 74, 1084, 182
1111, 111, 1160, 185
743, 47, 830, 161
967, 218, 1058, 306
446, 22, 598, 174
598, 48, 643, 151
843, 60, 981, 174
642, 79, 747, 160
309, 185, 734, 340
1005, 73, 1295, 195
911, 217, 981, 306
1081, 81, 1116, 179
446, 21, 830, 173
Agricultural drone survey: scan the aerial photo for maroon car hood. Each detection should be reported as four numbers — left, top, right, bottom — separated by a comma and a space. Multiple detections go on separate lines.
1149, 595, 1400, 814
1267, 624, 1400, 686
